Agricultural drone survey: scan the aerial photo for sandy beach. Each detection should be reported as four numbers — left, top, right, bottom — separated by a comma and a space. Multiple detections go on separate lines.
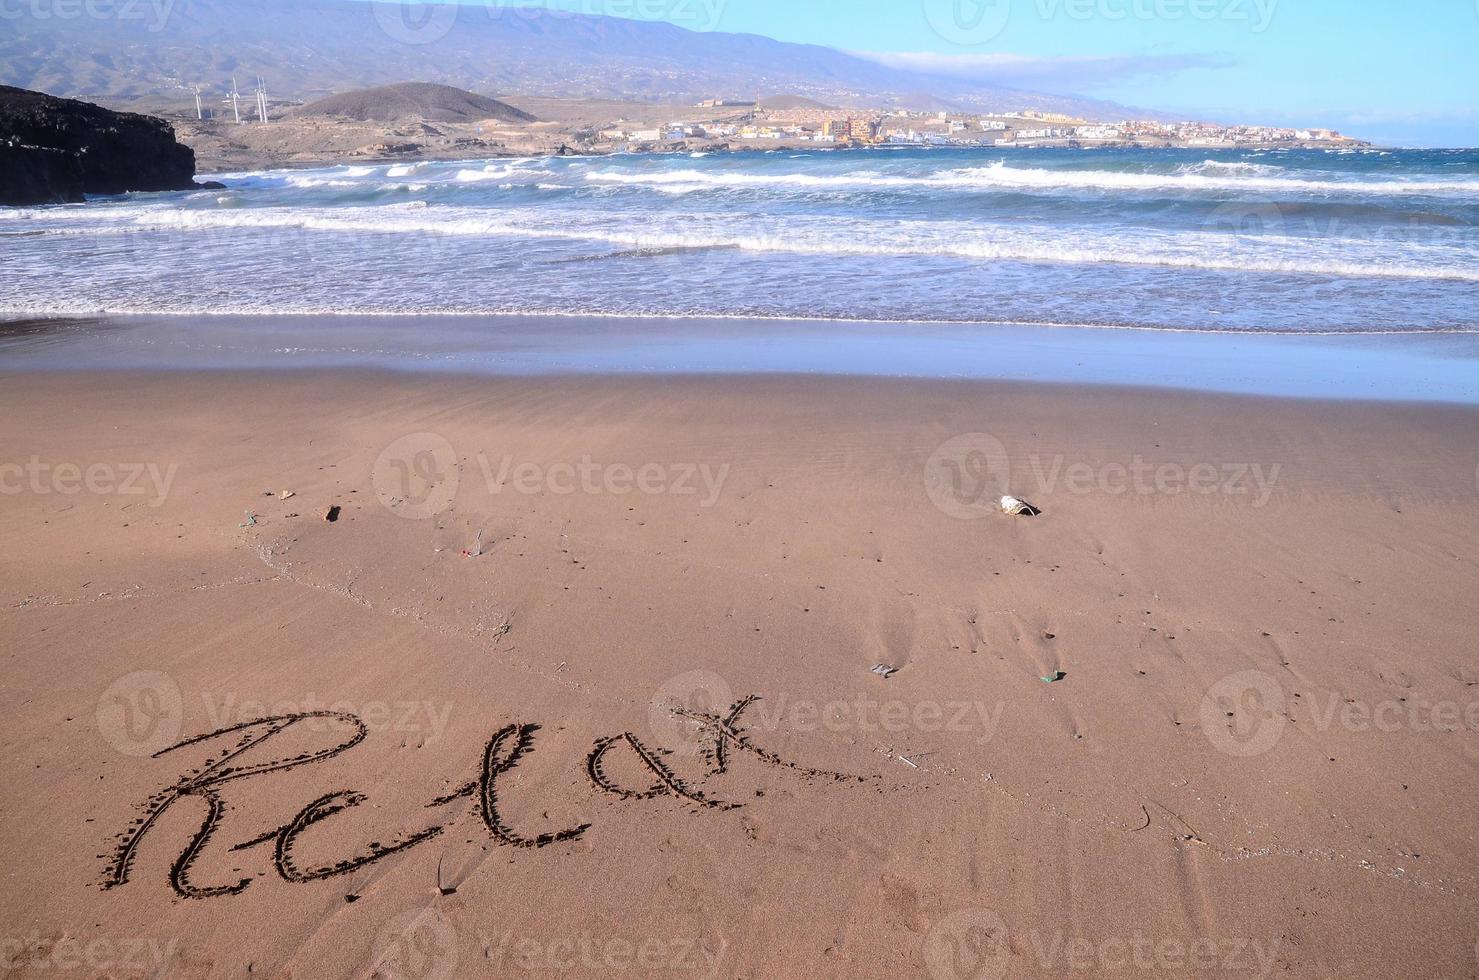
2, 369, 1477, 978
6, 0, 1476, 973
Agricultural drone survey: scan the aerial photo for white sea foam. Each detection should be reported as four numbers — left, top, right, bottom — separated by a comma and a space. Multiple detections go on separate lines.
51, 204, 1474, 282
0, 292, 1470, 337
583, 161, 1479, 196
452, 164, 553, 183
7, 151, 1475, 329
283, 176, 362, 189
1176, 160, 1286, 178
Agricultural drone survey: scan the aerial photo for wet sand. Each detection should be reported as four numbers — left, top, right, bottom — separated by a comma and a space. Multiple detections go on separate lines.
2, 370, 1478, 979
2, 314, 1478, 404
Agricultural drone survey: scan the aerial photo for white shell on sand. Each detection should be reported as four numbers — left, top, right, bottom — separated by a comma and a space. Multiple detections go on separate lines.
1000, 495, 1041, 516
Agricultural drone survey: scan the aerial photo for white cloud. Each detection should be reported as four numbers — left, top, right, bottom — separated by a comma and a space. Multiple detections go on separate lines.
855, 50, 1231, 90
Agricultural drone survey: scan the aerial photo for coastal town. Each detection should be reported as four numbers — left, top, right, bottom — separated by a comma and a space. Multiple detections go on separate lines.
596, 99, 1365, 151
150, 84, 1368, 172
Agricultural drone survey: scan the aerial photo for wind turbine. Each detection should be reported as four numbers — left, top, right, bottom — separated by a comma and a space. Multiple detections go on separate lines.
225, 76, 241, 124
254, 77, 268, 124
191, 86, 203, 120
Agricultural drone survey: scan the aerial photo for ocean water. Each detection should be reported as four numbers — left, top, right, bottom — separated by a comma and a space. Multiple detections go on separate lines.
2, 146, 1477, 332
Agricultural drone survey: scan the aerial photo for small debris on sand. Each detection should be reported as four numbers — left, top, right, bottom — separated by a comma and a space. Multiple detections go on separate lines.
1001, 495, 1041, 516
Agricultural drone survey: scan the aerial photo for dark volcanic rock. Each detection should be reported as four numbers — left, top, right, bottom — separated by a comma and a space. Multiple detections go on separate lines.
0, 142, 84, 205
0, 85, 199, 206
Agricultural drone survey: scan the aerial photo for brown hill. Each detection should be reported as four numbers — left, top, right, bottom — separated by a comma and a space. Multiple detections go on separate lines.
296, 82, 534, 124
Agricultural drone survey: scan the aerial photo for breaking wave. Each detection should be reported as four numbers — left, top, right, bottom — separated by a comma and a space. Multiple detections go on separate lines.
30, 204, 1472, 283
583, 161, 1479, 196
4, 146, 1476, 332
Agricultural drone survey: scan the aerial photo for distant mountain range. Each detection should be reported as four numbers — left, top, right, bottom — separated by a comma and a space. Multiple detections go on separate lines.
0, 0, 1134, 119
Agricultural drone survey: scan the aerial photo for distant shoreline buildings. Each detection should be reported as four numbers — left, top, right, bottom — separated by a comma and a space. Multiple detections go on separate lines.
595, 101, 1363, 151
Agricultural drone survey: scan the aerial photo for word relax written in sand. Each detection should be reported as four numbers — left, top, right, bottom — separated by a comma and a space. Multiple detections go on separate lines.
102, 696, 865, 899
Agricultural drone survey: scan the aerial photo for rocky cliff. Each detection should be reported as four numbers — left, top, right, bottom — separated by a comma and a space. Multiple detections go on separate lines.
0, 86, 202, 206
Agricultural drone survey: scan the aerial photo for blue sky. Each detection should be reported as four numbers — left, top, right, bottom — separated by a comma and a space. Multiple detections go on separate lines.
504, 0, 1479, 146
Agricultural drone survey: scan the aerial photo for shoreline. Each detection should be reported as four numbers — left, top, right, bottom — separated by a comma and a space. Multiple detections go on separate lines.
12, 308, 1479, 335
4, 313, 1478, 405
